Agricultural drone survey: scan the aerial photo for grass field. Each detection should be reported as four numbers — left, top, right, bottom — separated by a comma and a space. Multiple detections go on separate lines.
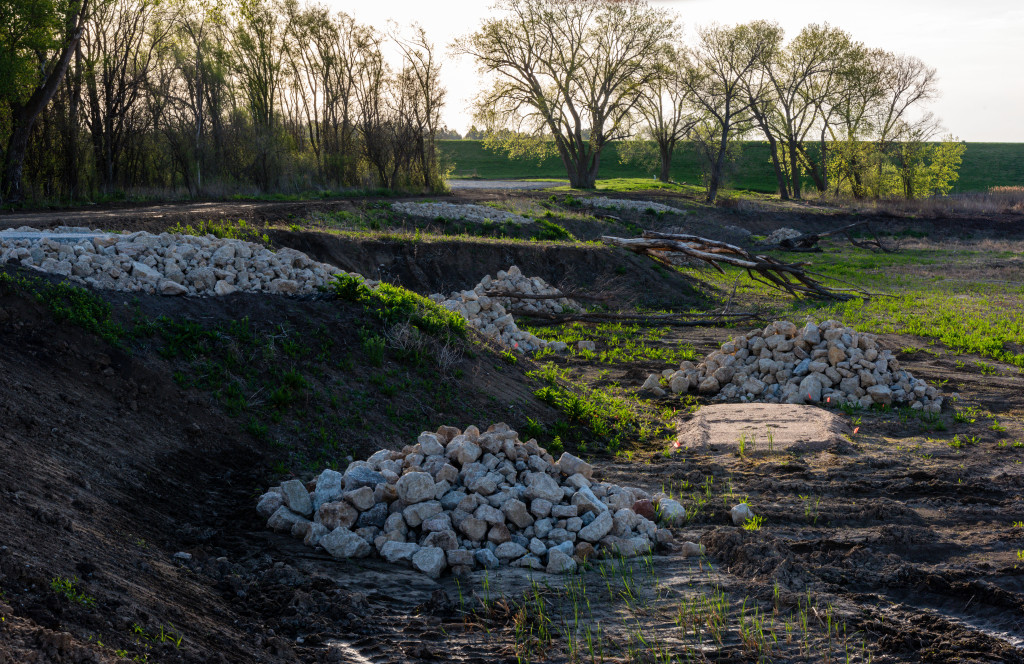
441, 140, 1024, 193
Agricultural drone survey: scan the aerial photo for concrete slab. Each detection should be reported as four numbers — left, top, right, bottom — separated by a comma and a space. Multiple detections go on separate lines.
676, 403, 853, 455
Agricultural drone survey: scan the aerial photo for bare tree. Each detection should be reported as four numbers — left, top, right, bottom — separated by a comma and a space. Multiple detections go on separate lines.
620, 43, 697, 183
683, 21, 781, 203
455, 0, 676, 189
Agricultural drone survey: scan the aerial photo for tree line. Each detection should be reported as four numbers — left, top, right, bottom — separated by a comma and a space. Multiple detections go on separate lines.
1, 0, 963, 205
459, 0, 965, 201
0, 0, 447, 204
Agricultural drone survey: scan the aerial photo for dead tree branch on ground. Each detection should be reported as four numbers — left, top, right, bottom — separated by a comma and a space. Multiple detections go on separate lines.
602, 231, 863, 300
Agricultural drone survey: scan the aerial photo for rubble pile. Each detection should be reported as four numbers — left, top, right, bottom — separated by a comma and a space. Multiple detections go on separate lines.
392, 202, 533, 225
646, 320, 944, 412
258, 424, 694, 578
0, 226, 346, 297
430, 266, 580, 352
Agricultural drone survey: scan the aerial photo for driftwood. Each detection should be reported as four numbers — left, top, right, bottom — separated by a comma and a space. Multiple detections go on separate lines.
602, 231, 858, 300
770, 221, 899, 253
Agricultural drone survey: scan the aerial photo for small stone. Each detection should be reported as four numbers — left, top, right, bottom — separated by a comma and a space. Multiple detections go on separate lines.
344, 465, 386, 490
525, 472, 563, 503
680, 541, 705, 557
458, 517, 488, 541
730, 503, 755, 526
657, 498, 686, 525
502, 499, 534, 529
418, 432, 445, 456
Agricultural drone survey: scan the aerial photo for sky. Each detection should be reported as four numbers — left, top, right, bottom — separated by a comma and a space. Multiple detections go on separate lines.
332, 0, 1024, 142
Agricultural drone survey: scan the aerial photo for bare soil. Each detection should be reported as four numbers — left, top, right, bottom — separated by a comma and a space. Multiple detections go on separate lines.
1, 190, 1023, 662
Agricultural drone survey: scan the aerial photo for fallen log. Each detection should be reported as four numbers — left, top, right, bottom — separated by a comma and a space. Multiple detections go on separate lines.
768, 221, 899, 253
602, 231, 860, 300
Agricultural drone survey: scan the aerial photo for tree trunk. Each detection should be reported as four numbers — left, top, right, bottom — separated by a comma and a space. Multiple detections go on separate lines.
1, 0, 90, 204
658, 141, 672, 183
788, 141, 802, 199
765, 135, 788, 200
706, 125, 729, 203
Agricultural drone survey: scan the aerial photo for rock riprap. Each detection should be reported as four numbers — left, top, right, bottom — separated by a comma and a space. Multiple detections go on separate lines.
257, 424, 683, 578
1, 226, 348, 297
391, 202, 533, 225
651, 320, 944, 412
582, 198, 683, 215
429, 266, 580, 353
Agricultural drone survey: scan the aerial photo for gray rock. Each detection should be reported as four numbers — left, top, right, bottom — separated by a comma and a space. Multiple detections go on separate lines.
256, 491, 283, 519
403, 500, 443, 528
380, 541, 419, 565
474, 548, 501, 569
320, 527, 372, 559
530, 498, 553, 518
418, 432, 445, 456
412, 546, 447, 578
525, 472, 563, 503
494, 542, 528, 561
344, 465, 385, 490
345, 486, 377, 511
867, 384, 893, 405
570, 486, 608, 516
458, 517, 488, 541
730, 503, 755, 526
396, 472, 436, 504
446, 549, 476, 567
657, 498, 686, 525
557, 452, 593, 479
502, 499, 534, 529
422, 530, 459, 551
578, 510, 613, 542
313, 469, 344, 511
546, 549, 577, 574
280, 479, 313, 516
267, 505, 308, 532
357, 502, 388, 529
551, 504, 578, 519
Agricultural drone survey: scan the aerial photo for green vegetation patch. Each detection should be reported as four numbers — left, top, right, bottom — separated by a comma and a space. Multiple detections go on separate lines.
331, 275, 467, 340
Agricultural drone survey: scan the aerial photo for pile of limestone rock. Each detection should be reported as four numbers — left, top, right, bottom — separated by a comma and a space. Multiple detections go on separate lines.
0, 226, 345, 297
257, 424, 693, 578
582, 198, 683, 215
392, 201, 533, 225
645, 320, 944, 412
430, 266, 580, 353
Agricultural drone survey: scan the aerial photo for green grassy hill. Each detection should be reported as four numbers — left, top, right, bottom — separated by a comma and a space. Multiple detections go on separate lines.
440, 140, 1024, 193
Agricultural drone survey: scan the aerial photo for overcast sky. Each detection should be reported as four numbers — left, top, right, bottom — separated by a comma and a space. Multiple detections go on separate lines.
333, 0, 1024, 142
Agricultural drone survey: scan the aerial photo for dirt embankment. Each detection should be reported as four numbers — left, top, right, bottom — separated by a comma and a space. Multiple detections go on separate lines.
271, 229, 706, 309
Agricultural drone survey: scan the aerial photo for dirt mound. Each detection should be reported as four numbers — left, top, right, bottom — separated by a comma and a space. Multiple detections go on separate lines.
270, 229, 705, 309
675, 403, 853, 455
0, 266, 562, 663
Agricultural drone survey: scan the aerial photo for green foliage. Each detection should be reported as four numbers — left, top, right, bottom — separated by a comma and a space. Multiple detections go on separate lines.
167, 219, 269, 244
50, 576, 96, 607
330, 275, 467, 340
530, 218, 575, 241
443, 140, 1017, 194
0, 272, 124, 343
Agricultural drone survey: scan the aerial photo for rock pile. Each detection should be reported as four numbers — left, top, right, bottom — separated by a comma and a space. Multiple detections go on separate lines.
1, 226, 346, 297
257, 424, 688, 578
583, 198, 683, 215
392, 202, 533, 225
765, 227, 802, 244
430, 266, 580, 353
647, 320, 944, 412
